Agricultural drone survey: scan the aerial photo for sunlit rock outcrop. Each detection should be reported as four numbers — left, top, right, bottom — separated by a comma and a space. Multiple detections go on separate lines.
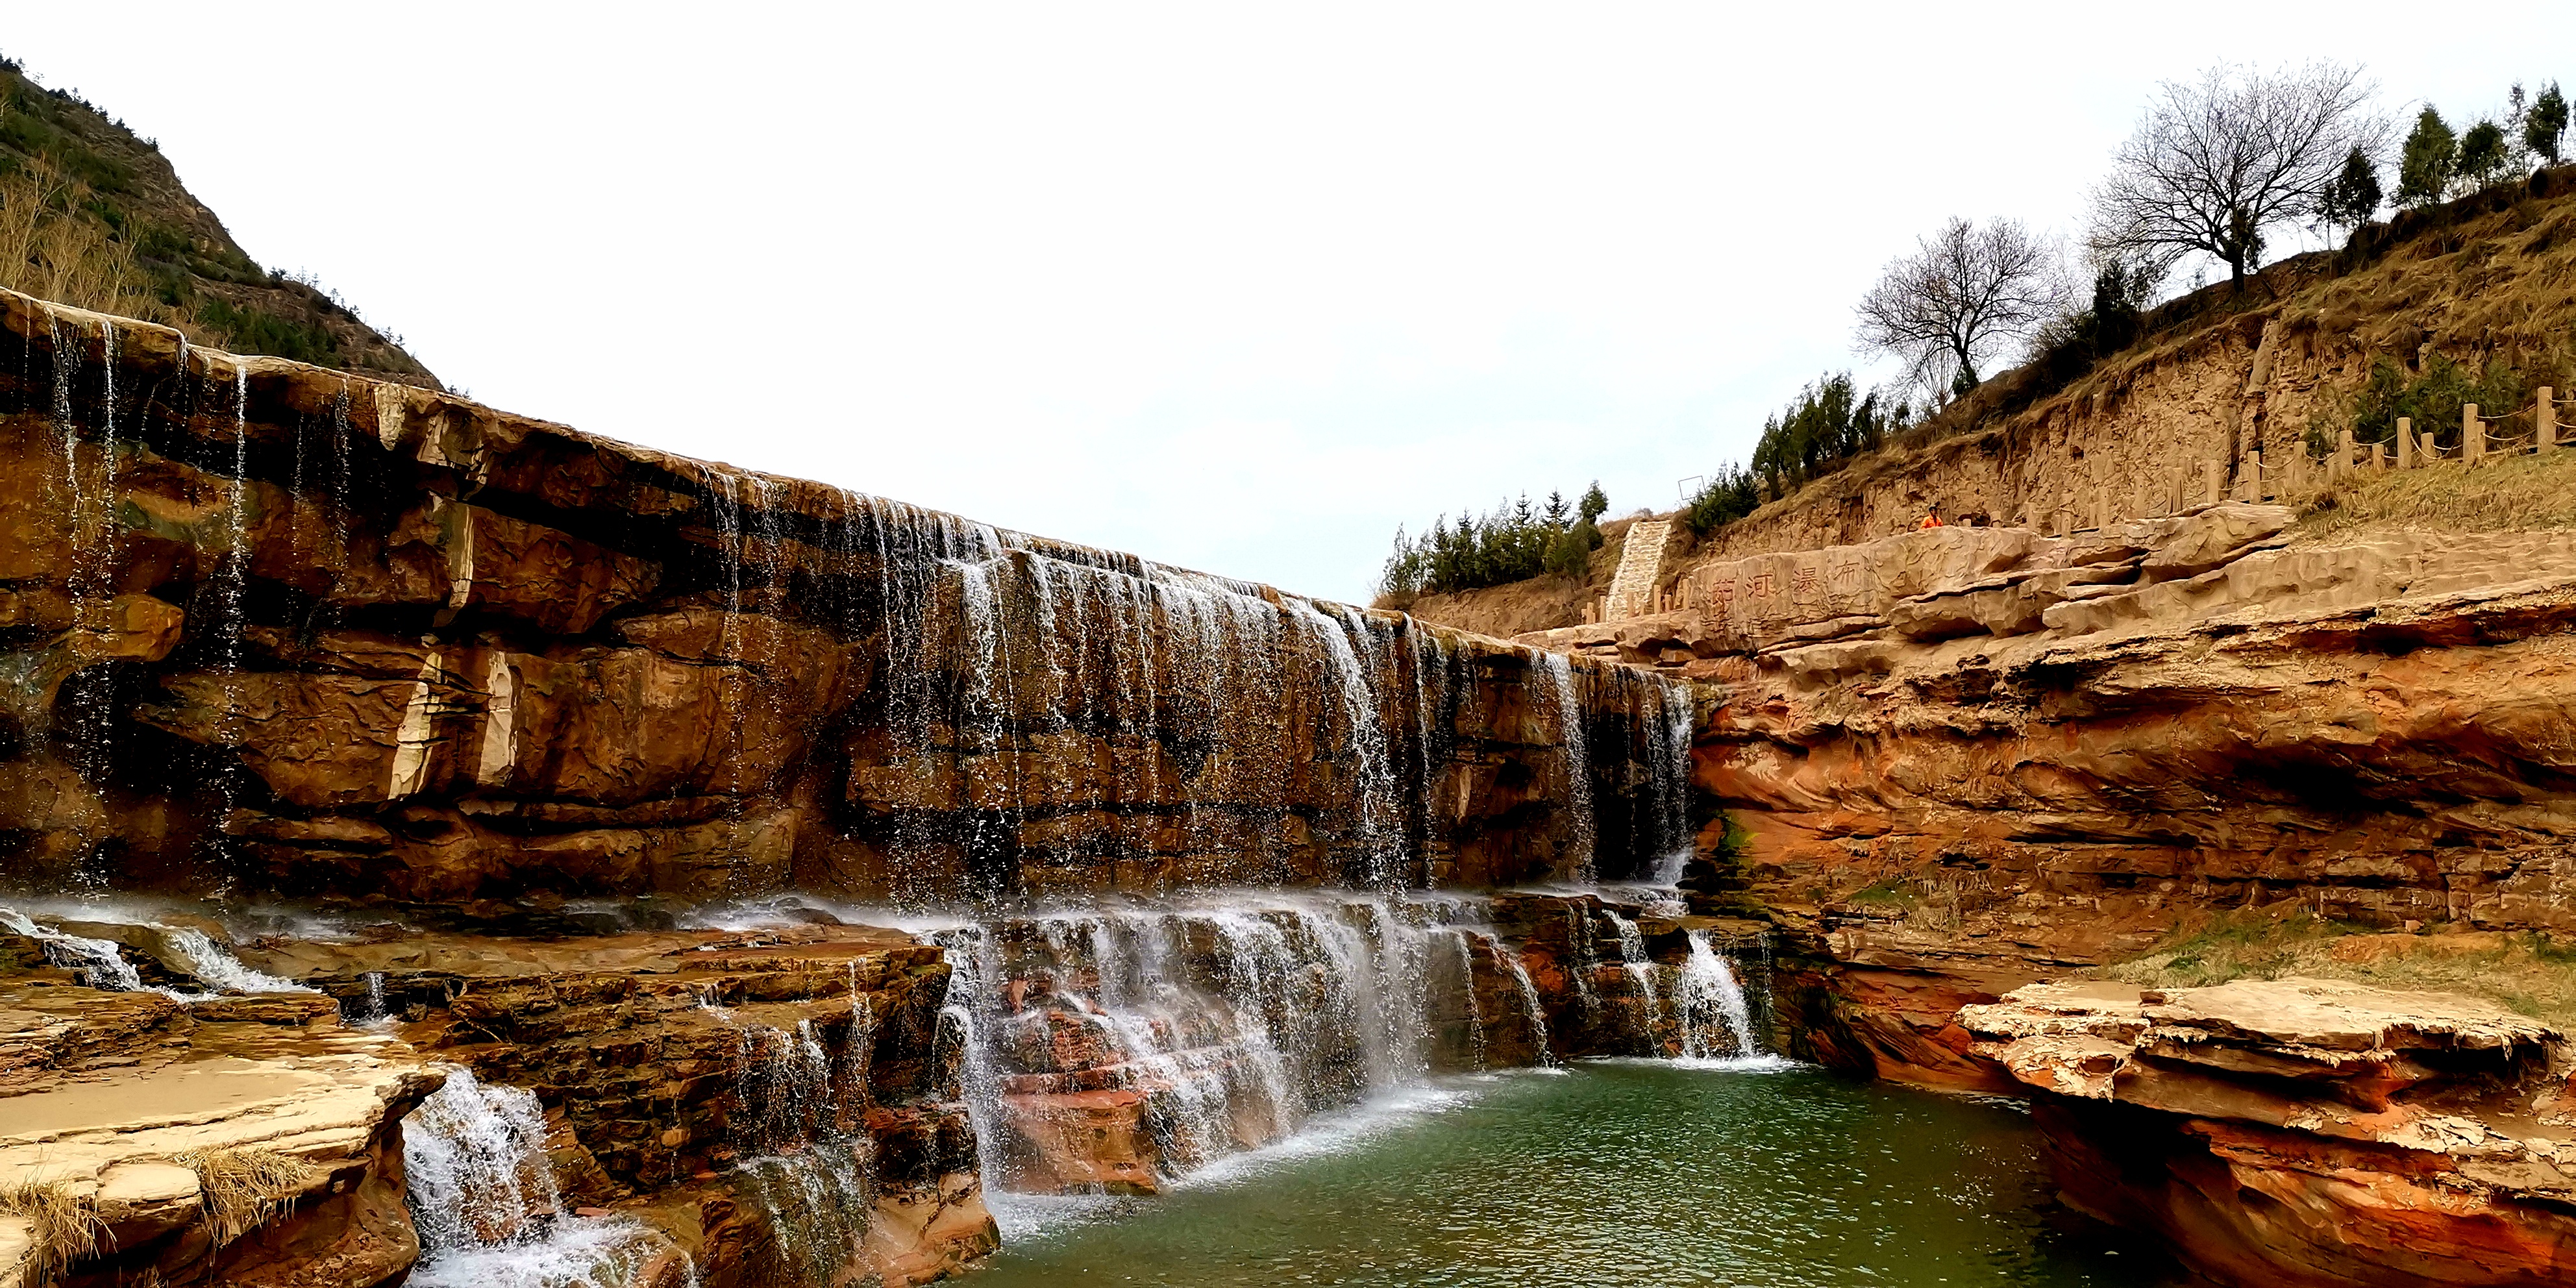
1961, 980, 2576, 1288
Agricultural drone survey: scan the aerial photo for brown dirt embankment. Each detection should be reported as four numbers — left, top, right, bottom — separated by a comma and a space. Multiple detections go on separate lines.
1407, 169, 2576, 638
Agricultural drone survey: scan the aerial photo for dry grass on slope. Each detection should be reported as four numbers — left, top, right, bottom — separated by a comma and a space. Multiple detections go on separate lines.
171, 1147, 323, 1246
2097, 908, 2576, 1032
2291, 449, 2576, 543
0, 1174, 105, 1285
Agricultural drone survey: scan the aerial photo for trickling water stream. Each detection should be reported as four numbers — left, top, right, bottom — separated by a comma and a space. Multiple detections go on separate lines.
0, 902, 315, 998
404, 1067, 694, 1288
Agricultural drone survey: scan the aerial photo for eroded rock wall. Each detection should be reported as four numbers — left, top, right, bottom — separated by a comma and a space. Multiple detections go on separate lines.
0, 290, 1694, 911
1959, 980, 2576, 1288
0, 915, 1001, 1288
1519, 506, 2576, 1085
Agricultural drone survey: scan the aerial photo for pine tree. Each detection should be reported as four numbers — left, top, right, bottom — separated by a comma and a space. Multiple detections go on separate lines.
2397, 108, 2458, 207
2322, 147, 2382, 238
2458, 120, 2511, 191
2529, 83, 2570, 165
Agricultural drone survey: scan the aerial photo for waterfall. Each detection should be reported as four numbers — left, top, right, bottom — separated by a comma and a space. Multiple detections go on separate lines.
1675, 931, 1761, 1061
1500, 947, 1554, 1067
930, 892, 1527, 1193
730, 1144, 874, 1287
1535, 652, 1596, 882
693, 986, 884, 1284
1648, 682, 1697, 881
358, 971, 393, 1026
1444, 929, 1487, 1072
784, 485, 1692, 904
1, 906, 147, 993
404, 1067, 691, 1288
12, 314, 1702, 916
156, 927, 316, 995
1607, 911, 1665, 1052
0, 907, 311, 999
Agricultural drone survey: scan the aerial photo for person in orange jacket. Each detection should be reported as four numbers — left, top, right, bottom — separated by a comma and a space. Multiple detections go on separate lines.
1918, 502, 1943, 530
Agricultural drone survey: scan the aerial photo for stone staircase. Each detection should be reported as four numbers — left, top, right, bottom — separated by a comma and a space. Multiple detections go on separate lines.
1603, 518, 1672, 619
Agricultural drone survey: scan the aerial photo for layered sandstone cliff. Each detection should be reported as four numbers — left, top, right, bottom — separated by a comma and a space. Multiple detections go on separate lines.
1963, 979, 2576, 1287
0, 280, 1717, 1288
0, 286, 1692, 913
1521, 501, 2576, 1080
0, 911, 997, 1288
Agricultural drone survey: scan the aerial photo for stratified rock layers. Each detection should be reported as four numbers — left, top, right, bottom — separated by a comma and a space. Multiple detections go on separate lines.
0, 290, 1695, 908
1513, 495, 2576, 1284
1962, 980, 2576, 1288
1522, 508, 2576, 1080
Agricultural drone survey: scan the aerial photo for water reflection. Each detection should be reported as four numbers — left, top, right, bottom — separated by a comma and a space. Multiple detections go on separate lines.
973, 1061, 2192, 1288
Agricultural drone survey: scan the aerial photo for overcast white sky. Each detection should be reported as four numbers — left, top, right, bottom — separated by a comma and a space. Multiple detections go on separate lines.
10, 5, 2571, 601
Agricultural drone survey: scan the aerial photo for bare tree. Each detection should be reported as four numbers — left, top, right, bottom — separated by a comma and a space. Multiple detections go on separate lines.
1853, 216, 2062, 399
2090, 62, 2383, 291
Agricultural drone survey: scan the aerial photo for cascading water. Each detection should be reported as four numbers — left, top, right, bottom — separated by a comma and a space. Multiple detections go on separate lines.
1499, 947, 1554, 1066
1, 906, 146, 992
686, 978, 886, 1284
157, 926, 316, 995
404, 1066, 692, 1288
779, 480, 1700, 904
898, 886, 1783, 1200
1607, 910, 1666, 1047
925, 893, 1514, 1195
4, 310, 1764, 1283
1675, 930, 1763, 1061
1536, 652, 1598, 884
0, 904, 316, 1000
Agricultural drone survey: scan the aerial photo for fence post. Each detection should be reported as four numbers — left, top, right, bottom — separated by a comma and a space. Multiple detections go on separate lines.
2464, 404, 2483, 464
2397, 416, 2414, 469
2338, 428, 2356, 480
2371, 441, 2385, 471
2541, 387, 2557, 451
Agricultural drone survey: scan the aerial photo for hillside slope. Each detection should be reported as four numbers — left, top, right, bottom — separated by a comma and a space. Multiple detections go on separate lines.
1411, 168, 2576, 635
0, 53, 437, 387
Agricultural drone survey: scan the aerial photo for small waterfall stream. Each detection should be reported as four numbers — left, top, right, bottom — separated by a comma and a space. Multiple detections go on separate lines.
1676, 930, 1763, 1061
404, 1067, 693, 1288
906, 888, 1770, 1203
0, 904, 314, 999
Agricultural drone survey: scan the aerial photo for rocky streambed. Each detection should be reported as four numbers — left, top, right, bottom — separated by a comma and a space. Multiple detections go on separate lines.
0, 887, 1771, 1287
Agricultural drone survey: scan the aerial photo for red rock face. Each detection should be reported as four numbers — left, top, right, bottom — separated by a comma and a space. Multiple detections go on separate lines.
1963, 980, 2576, 1288
225, 923, 998, 1288
1522, 505, 2576, 1284
1511, 512, 2576, 1084
0, 290, 1696, 908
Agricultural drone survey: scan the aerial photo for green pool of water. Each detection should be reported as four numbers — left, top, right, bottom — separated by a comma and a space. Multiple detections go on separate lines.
972, 1060, 2191, 1287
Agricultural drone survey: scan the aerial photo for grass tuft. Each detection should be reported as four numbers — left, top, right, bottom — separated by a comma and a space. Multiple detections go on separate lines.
0, 1174, 105, 1285
2097, 906, 2576, 1030
171, 1148, 325, 1248
2292, 448, 2576, 542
